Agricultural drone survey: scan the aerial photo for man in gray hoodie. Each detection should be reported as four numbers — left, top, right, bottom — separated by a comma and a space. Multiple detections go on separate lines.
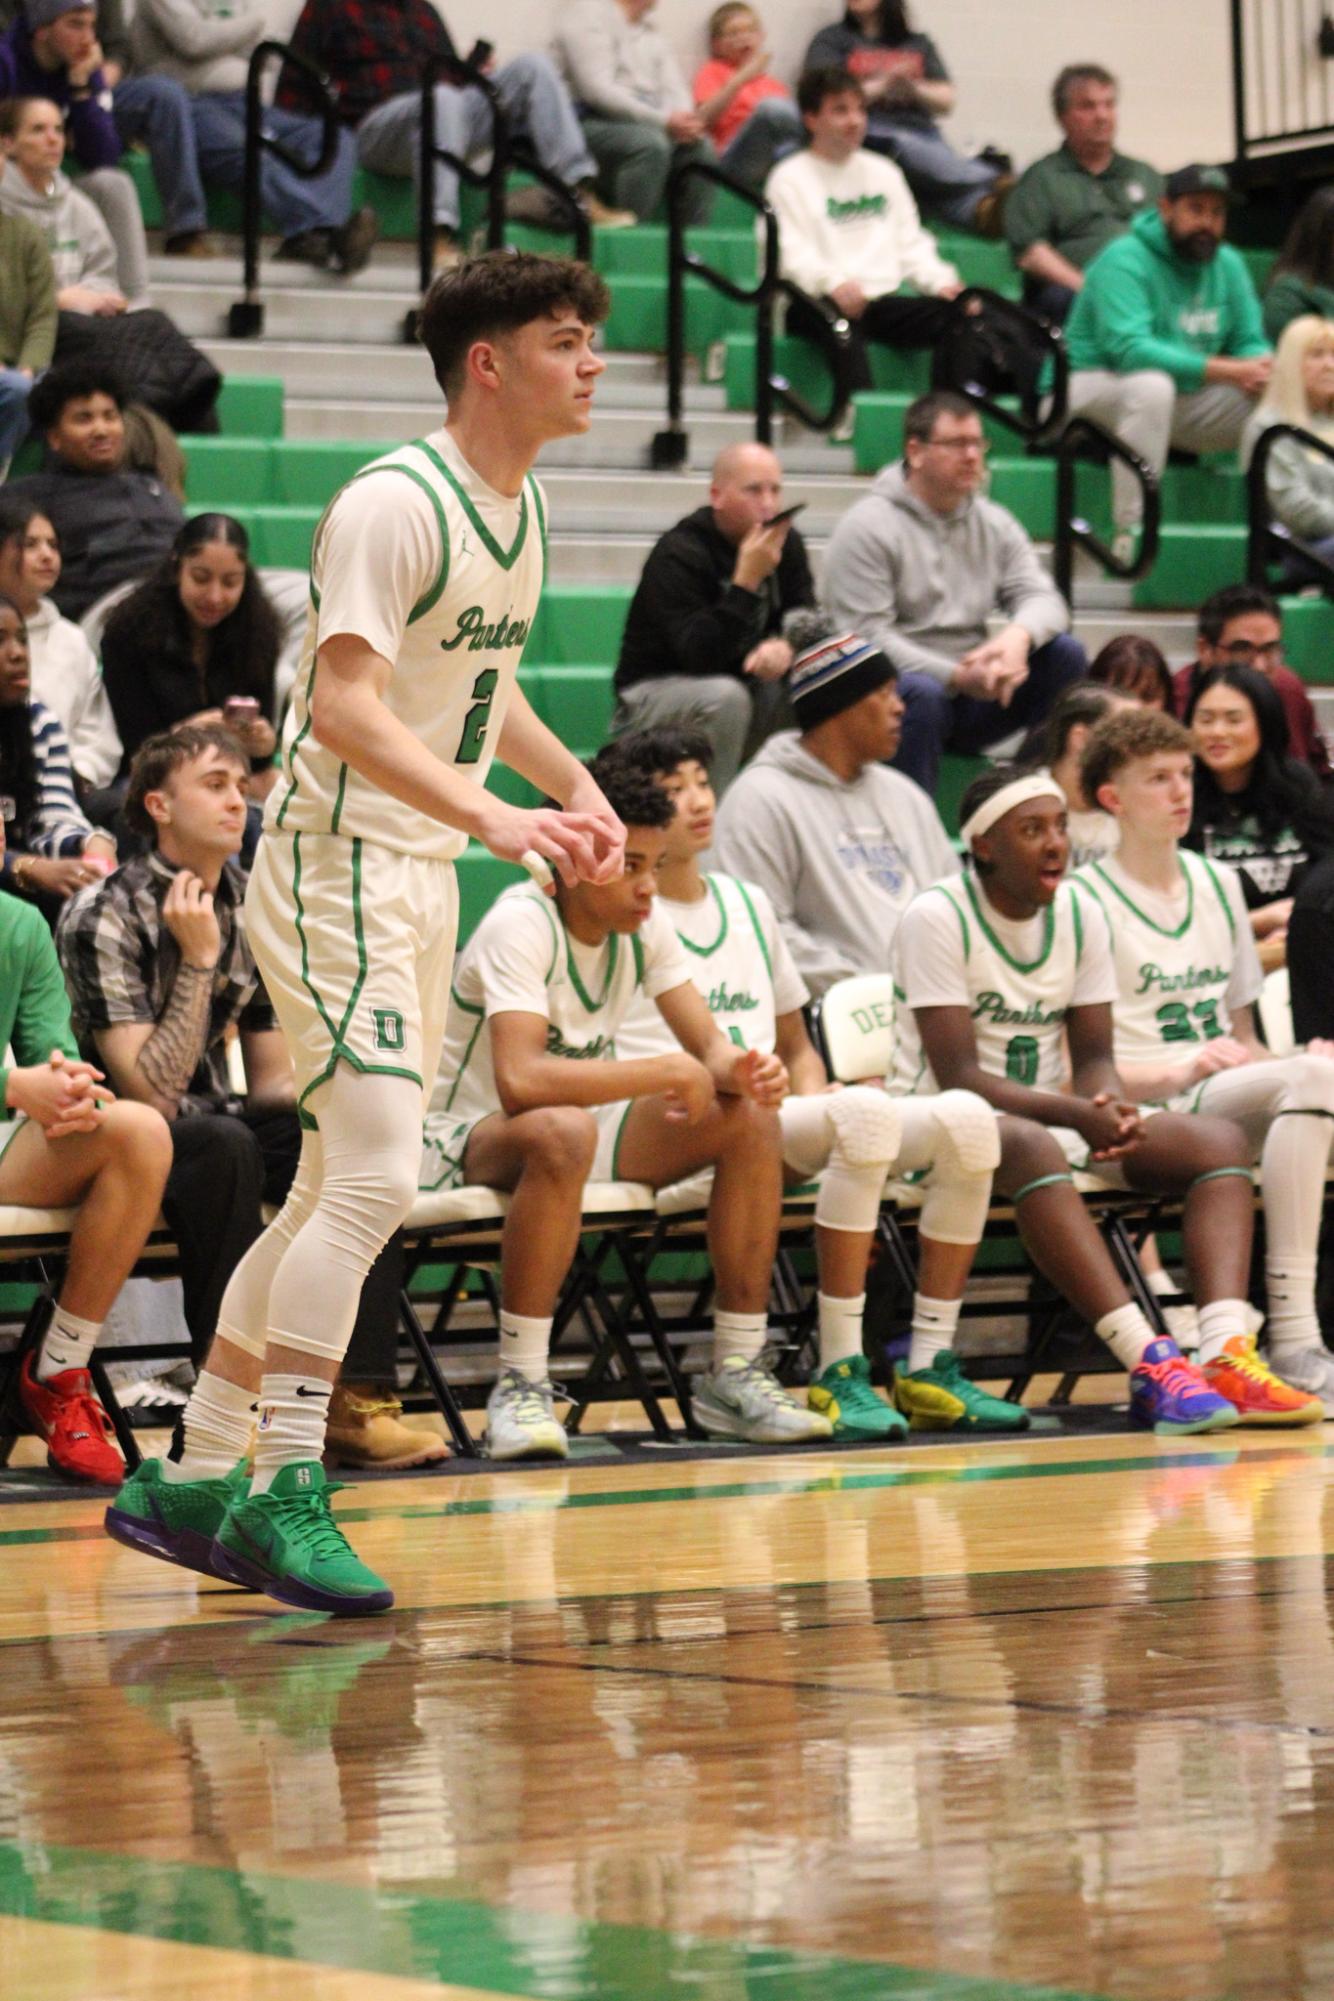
822, 389, 1086, 792
713, 616, 955, 998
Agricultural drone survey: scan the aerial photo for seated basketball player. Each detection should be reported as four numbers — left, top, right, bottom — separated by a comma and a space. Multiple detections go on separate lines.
1075, 705, 1333, 1417
419, 758, 827, 1457
608, 721, 1013, 1436
889, 765, 1263, 1435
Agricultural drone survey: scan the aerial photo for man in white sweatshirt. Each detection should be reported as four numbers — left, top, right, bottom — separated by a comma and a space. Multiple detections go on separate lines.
765, 65, 960, 392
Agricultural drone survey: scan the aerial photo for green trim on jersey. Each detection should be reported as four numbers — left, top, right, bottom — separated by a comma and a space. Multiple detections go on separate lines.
566, 928, 619, 1013
514, 887, 562, 984
676, 877, 730, 958
442, 991, 486, 1116
415, 438, 529, 571
1085, 854, 1198, 940
731, 876, 774, 981
932, 882, 972, 958
962, 873, 1055, 975
528, 475, 548, 577
631, 931, 645, 985
609, 1098, 636, 1181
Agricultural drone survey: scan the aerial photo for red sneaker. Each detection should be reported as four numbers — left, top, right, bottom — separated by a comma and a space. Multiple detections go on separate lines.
19, 1354, 124, 1483
1202, 1336, 1325, 1427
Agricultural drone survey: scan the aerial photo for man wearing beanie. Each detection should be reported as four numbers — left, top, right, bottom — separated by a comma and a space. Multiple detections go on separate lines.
714, 615, 955, 997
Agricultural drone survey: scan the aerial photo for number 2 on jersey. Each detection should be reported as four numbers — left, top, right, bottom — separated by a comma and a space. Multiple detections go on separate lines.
455, 668, 499, 765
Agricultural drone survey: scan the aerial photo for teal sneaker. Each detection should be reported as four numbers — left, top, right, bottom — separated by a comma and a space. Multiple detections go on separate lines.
210, 1461, 393, 1616
892, 1350, 1031, 1433
104, 1457, 250, 1582
807, 1353, 908, 1441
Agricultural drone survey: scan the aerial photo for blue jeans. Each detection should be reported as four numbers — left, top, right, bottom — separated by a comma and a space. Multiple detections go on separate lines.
0, 369, 33, 465
718, 96, 804, 191
190, 90, 355, 238
865, 116, 999, 231
112, 74, 208, 235
892, 633, 1088, 793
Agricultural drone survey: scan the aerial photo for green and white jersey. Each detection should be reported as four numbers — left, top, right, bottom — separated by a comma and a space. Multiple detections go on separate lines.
429, 885, 692, 1130
612, 873, 809, 1061
269, 427, 546, 862
1071, 850, 1262, 1071
888, 871, 1117, 1095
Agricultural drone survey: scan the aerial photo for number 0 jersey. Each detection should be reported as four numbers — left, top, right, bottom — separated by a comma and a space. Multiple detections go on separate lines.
888, 871, 1117, 1095
269, 427, 547, 862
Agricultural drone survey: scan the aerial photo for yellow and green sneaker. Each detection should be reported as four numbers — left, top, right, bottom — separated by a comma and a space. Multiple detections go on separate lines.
210, 1461, 393, 1616
808, 1354, 908, 1441
104, 1457, 250, 1582
892, 1350, 1031, 1432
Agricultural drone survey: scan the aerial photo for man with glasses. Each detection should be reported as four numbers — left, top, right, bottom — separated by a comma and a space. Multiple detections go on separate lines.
1173, 583, 1329, 778
823, 389, 1087, 792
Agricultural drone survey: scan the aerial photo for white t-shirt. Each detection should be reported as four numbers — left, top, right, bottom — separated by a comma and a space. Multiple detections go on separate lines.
270, 427, 547, 861
765, 146, 959, 302
613, 873, 809, 1061
429, 885, 692, 1128
889, 870, 1117, 1095
1065, 806, 1119, 872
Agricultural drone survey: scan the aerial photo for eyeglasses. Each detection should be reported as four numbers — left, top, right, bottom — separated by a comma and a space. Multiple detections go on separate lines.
1220, 640, 1282, 664
927, 436, 989, 455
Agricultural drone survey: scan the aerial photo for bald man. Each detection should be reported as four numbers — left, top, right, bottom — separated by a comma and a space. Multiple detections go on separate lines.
611, 443, 816, 794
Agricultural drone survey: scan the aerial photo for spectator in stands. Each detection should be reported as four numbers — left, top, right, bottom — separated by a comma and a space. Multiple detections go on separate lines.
692, 4, 802, 191
801, 1, 1009, 235
1288, 853, 1334, 1043
1184, 662, 1334, 966
765, 66, 961, 394
0, 494, 119, 790
1066, 165, 1272, 552
612, 442, 814, 796
0, 197, 54, 473
129, 0, 379, 276
0, 591, 115, 913
822, 389, 1086, 792
1004, 64, 1162, 324
1089, 632, 1174, 710
1173, 584, 1328, 779
1016, 681, 1132, 869
1263, 186, 1334, 346
713, 613, 955, 997
57, 724, 442, 1469
284, 1, 631, 268
1241, 316, 1334, 592
101, 514, 279, 790
554, 0, 715, 226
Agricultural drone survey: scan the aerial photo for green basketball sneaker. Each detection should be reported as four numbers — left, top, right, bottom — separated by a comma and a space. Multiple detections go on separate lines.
104, 1457, 251, 1582
807, 1353, 909, 1441
893, 1349, 1031, 1432
210, 1461, 393, 1616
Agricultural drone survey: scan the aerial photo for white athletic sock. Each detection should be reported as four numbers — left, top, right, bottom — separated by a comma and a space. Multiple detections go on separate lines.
817, 1292, 865, 1371
250, 1372, 331, 1492
35, 1306, 101, 1381
166, 1370, 257, 1482
908, 1294, 962, 1375
712, 1309, 767, 1371
1264, 1253, 1322, 1359
1196, 1299, 1252, 1368
499, 1310, 553, 1385
1094, 1303, 1157, 1370
1146, 1266, 1179, 1303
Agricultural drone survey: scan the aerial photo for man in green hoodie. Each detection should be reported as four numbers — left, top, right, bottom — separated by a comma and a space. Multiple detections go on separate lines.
1065, 164, 1271, 546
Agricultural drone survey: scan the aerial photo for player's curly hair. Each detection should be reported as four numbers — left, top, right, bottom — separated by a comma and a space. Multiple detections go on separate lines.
1080, 707, 1193, 805
418, 251, 611, 399
585, 756, 676, 833
603, 725, 715, 783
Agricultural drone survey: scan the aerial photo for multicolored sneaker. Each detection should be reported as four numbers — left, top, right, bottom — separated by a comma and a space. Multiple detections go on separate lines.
485, 1369, 569, 1462
104, 1457, 250, 1580
693, 1354, 834, 1444
210, 1462, 393, 1616
808, 1354, 908, 1441
892, 1349, 1031, 1432
20, 1354, 123, 1484
1265, 1342, 1334, 1417
1129, 1337, 1240, 1436
1201, 1336, 1323, 1427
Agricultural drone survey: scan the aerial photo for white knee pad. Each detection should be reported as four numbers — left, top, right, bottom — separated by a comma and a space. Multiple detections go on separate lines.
929, 1091, 1002, 1176
1283, 1052, 1334, 1118
815, 1088, 901, 1235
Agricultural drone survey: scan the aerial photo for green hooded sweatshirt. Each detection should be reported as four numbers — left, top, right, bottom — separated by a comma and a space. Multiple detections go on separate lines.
1065, 208, 1269, 391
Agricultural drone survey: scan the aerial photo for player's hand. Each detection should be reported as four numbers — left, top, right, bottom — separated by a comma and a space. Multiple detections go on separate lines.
1189, 1037, 1254, 1083
162, 869, 221, 971
563, 771, 627, 883
1305, 1037, 1334, 1062
658, 1052, 716, 1125
1077, 1091, 1144, 1159
728, 1045, 788, 1106
479, 801, 624, 889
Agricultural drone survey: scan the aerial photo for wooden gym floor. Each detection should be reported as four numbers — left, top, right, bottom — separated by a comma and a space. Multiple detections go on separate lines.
2, 1420, 1334, 2000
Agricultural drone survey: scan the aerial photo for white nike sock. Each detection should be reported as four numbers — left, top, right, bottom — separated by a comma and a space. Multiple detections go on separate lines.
1265, 1253, 1322, 1359
250, 1372, 331, 1492
498, 1311, 553, 1385
817, 1293, 865, 1371
35, 1306, 101, 1381
908, 1294, 962, 1375
1195, 1299, 1251, 1368
1094, 1303, 1157, 1370
712, 1309, 767, 1370
166, 1370, 257, 1482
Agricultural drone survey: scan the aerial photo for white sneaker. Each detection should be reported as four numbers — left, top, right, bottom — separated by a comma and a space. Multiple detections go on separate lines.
485, 1369, 569, 1461
1264, 1344, 1334, 1417
693, 1354, 834, 1444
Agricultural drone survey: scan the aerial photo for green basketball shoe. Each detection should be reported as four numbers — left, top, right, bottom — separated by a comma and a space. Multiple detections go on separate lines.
210, 1461, 393, 1616
893, 1350, 1031, 1432
104, 1457, 251, 1582
808, 1353, 909, 1441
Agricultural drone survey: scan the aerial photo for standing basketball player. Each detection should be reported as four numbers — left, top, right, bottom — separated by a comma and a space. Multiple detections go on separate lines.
106, 253, 624, 1614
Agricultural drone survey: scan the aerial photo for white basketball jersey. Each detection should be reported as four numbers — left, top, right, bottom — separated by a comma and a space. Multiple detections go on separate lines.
1072, 850, 1238, 1066
890, 873, 1089, 1095
271, 430, 546, 861
613, 874, 783, 1060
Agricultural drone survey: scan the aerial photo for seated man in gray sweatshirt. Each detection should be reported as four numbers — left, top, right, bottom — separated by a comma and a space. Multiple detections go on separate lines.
713, 613, 955, 999
554, 0, 714, 225
822, 389, 1087, 792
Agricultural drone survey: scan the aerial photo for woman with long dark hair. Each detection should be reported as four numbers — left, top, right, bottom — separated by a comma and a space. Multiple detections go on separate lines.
0, 593, 116, 908
1184, 661, 1334, 966
100, 512, 280, 792
1264, 185, 1334, 344
0, 494, 121, 792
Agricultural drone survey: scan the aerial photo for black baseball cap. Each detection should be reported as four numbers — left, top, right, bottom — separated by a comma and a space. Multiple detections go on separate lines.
1163, 163, 1236, 202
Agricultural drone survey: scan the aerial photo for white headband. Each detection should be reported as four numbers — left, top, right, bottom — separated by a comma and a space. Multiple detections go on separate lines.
959, 770, 1066, 848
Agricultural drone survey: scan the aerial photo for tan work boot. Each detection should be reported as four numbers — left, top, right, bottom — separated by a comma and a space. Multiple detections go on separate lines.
325, 1383, 449, 1471
581, 190, 636, 228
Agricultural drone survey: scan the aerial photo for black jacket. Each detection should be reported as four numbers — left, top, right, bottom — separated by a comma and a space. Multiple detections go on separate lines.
615, 506, 815, 694
7, 458, 183, 621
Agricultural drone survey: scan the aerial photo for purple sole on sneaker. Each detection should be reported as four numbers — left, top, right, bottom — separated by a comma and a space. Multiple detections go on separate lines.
208, 1536, 393, 1616
103, 1506, 240, 1583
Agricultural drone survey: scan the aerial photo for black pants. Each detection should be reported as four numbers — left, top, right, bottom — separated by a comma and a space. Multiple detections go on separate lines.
786, 290, 956, 394
163, 1106, 404, 1382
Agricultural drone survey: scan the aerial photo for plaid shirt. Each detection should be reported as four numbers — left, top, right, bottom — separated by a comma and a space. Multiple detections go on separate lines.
56, 851, 276, 1116
280, 0, 459, 127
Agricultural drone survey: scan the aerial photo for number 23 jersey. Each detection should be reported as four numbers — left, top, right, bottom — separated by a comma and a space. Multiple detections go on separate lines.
269, 427, 546, 861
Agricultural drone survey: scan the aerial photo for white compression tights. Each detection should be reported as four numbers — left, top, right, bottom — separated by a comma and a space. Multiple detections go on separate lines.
1196, 1055, 1334, 1268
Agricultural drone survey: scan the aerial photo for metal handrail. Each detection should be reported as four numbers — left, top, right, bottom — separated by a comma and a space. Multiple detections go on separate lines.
229, 40, 342, 339
651, 159, 856, 468
1246, 421, 1334, 590
930, 286, 1069, 446
1052, 417, 1160, 602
